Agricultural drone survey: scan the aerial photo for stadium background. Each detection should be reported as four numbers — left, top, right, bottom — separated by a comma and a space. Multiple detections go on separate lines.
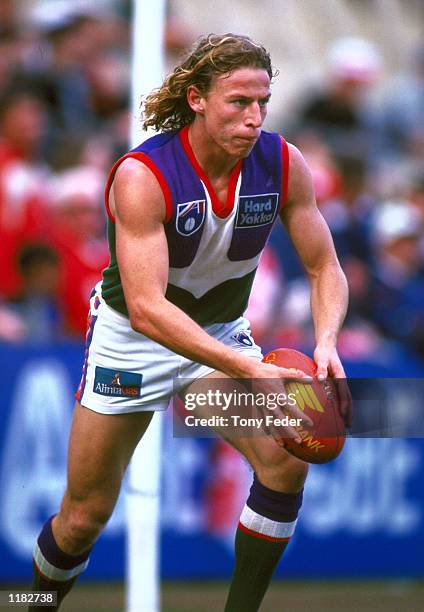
0, 0, 423, 610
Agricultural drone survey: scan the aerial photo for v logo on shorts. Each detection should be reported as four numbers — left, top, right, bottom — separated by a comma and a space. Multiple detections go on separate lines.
93, 366, 142, 398
232, 330, 253, 347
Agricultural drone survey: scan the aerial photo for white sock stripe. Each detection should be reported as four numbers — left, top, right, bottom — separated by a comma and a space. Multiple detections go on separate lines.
33, 543, 89, 582
240, 504, 297, 539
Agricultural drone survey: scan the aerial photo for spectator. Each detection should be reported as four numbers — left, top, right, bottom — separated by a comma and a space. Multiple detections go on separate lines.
293, 37, 382, 162
7, 243, 62, 343
0, 86, 51, 298
245, 246, 286, 348
0, 30, 22, 91
0, 0, 19, 38
319, 155, 375, 264
49, 165, 109, 337
34, 11, 97, 133
294, 131, 342, 205
368, 201, 424, 356
377, 44, 424, 166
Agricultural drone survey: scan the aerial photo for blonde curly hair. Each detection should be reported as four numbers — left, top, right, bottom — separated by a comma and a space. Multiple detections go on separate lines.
142, 33, 275, 132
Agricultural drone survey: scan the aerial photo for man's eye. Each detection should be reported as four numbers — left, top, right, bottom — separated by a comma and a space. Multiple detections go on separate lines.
259, 99, 269, 107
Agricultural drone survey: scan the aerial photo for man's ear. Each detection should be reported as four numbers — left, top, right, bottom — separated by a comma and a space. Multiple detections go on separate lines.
187, 85, 205, 114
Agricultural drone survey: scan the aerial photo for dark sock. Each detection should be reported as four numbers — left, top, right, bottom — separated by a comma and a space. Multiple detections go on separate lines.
225, 476, 303, 612
31, 516, 91, 611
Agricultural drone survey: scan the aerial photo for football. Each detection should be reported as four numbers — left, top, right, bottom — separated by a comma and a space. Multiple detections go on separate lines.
263, 348, 346, 464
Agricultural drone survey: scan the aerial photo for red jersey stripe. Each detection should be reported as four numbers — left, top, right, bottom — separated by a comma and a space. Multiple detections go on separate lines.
179, 125, 242, 219
280, 136, 290, 208
104, 152, 173, 223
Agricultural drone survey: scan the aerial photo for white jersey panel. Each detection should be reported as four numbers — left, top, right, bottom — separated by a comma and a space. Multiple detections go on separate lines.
168, 173, 262, 299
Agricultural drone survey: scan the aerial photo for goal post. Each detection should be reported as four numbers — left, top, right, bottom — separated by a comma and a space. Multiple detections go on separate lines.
125, 2, 166, 611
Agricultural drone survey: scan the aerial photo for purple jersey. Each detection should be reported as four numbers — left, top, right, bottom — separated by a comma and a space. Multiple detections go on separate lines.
102, 127, 289, 325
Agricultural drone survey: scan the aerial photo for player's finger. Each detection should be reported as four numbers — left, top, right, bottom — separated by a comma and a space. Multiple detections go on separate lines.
270, 424, 302, 444
263, 412, 302, 443
316, 361, 329, 381
278, 367, 314, 382
274, 437, 293, 449
329, 361, 346, 378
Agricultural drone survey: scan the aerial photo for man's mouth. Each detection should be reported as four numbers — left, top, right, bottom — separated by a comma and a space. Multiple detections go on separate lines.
235, 136, 257, 144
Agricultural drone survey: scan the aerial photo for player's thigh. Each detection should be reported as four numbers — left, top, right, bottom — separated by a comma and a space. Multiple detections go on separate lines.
66, 401, 153, 507
181, 371, 308, 491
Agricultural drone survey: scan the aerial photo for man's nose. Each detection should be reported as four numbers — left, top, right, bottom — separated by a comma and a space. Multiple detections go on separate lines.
246, 102, 263, 128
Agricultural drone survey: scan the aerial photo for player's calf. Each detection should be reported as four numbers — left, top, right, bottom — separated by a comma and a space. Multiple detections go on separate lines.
225, 460, 306, 612
30, 497, 113, 610
30, 515, 92, 611
218, 408, 309, 610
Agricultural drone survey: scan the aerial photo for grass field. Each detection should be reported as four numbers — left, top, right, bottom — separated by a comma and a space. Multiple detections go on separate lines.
49, 579, 424, 611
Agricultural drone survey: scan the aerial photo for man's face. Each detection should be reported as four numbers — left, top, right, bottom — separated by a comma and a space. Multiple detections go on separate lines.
1, 96, 46, 156
197, 67, 271, 158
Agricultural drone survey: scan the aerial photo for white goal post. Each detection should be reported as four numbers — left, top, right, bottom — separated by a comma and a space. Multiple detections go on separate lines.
126, 2, 166, 611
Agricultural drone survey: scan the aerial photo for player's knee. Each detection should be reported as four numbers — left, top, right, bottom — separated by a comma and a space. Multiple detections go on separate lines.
254, 449, 308, 492
63, 499, 112, 548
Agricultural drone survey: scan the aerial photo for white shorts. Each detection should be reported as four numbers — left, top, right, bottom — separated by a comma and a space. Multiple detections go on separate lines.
75, 282, 263, 414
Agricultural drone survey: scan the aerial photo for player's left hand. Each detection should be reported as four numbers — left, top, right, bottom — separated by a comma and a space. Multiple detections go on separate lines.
313, 344, 352, 428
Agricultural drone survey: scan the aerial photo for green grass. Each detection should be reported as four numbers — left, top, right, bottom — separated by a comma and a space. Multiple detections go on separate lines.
2, 580, 423, 611
57, 579, 424, 612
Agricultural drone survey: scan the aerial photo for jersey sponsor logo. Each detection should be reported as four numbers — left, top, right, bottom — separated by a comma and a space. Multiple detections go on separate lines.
235, 193, 279, 229
232, 330, 253, 347
176, 200, 206, 236
93, 366, 142, 398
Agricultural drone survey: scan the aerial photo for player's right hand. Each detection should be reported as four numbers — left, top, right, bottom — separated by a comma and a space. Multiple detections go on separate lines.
245, 361, 314, 443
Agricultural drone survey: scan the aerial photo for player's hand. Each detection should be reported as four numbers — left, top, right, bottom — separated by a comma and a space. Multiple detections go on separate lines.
247, 361, 314, 442
314, 344, 352, 428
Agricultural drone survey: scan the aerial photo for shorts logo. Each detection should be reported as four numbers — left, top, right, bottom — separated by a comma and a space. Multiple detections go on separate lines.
93, 367, 142, 398
235, 193, 279, 228
176, 200, 206, 236
232, 330, 253, 347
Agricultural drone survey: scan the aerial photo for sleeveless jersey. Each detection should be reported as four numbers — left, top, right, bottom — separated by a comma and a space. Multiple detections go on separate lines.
101, 126, 289, 326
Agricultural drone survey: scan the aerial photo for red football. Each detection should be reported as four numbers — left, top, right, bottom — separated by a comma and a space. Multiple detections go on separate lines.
263, 348, 345, 464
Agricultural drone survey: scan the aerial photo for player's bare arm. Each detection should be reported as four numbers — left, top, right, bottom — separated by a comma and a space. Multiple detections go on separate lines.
280, 144, 351, 424
281, 143, 349, 378
112, 157, 310, 394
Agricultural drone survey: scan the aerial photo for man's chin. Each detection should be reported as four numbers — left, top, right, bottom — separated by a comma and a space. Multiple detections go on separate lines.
231, 141, 256, 158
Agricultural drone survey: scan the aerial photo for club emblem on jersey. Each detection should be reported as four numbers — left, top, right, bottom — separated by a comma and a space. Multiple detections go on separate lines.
235, 193, 279, 229
232, 330, 253, 347
176, 200, 206, 236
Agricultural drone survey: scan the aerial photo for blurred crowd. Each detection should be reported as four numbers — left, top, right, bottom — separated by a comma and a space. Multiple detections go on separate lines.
247, 37, 424, 369
0, 1, 423, 370
0, 0, 132, 340
0, 0, 192, 342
